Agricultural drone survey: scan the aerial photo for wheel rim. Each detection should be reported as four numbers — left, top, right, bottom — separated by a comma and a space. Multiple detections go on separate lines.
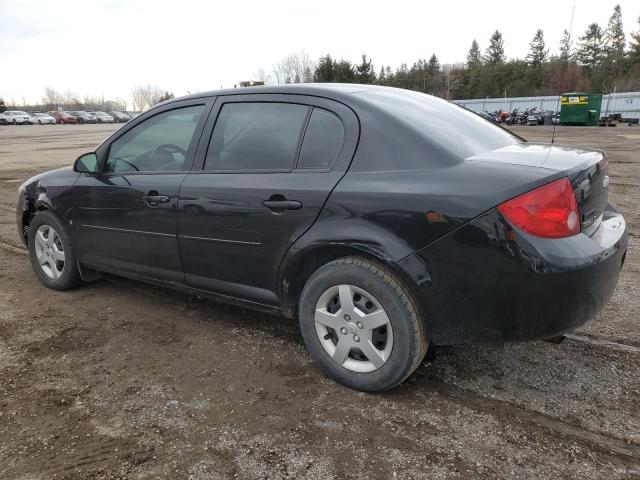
314, 284, 393, 373
34, 225, 65, 279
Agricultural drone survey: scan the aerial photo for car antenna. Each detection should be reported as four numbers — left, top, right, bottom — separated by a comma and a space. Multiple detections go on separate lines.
553, 3, 576, 145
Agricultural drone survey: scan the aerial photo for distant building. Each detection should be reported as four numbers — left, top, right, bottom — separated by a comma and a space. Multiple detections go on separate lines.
235, 80, 266, 88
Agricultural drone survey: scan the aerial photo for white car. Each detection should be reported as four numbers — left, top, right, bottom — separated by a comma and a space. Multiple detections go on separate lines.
30, 113, 57, 125
88, 111, 115, 123
4, 111, 33, 125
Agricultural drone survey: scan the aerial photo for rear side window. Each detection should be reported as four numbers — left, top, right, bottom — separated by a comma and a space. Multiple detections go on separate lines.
297, 108, 344, 169
205, 102, 309, 171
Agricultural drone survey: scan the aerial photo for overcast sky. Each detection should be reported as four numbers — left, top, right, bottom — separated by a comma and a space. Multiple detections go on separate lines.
1, 0, 639, 107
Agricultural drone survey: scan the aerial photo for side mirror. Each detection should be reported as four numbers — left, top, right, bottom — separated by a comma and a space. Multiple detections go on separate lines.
73, 152, 100, 173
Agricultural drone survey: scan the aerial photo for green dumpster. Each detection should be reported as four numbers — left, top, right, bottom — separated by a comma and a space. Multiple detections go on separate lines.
559, 92, 602, 126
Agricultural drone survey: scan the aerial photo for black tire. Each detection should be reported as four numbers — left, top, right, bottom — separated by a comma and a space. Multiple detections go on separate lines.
299, 256, 428, 392
27, 210, 82, 290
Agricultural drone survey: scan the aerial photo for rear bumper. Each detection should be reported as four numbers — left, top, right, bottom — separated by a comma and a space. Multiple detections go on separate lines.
398, 204, 627, 345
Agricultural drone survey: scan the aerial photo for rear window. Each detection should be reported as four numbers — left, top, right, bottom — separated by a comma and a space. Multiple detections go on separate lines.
358, 89, 519, 158
297, 108, 344, 169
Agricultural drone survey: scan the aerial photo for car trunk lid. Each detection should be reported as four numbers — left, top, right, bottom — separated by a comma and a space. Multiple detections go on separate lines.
467, 143, 609, 237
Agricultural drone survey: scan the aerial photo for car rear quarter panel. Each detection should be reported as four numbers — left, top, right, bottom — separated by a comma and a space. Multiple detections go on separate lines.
399, 206, 627, 345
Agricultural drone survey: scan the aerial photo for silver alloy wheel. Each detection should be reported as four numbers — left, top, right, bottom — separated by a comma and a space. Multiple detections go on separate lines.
314, 284, 393, 373
34, 224, 65, 279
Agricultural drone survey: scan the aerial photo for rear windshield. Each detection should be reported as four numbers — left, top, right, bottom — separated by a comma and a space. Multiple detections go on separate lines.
358, 89, 519, 158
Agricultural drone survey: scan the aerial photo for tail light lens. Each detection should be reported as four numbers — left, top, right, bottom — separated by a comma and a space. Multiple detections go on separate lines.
497, 177, 580, 238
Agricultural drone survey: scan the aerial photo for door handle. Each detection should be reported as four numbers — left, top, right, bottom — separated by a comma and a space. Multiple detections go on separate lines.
142, 194, 171, 207
262, 199, 303, 211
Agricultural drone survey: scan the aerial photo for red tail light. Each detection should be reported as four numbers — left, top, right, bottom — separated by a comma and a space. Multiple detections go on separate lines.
497, 178, 580, 239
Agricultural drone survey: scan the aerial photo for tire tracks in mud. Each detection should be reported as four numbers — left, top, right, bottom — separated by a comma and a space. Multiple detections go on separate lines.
416, 371, 640, 468
4, 437, 155, 477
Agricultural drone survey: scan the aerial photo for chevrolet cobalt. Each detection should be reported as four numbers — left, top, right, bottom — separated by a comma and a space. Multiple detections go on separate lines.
16, 85, 627, 391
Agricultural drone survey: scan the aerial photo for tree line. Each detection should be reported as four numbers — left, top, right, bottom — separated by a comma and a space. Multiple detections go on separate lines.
262, 5, 640, 99
0, 85, 174, 114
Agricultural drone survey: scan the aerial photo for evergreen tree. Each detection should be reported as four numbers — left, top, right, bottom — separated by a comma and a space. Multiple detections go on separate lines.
334, 60, 355, 82
302, 66, 313, 83
355, 54, 376, 84
605, 5, 626, 59
577, 23, 605, 68
314, 54, 335, 82
467, 39, 482, 66
0, 98, 6, 113
427, 54, 440, 75
158, 91, 174, 103
630, 16, 640, 65
485, 30, 506, 65
526, 29, 548, 67
378, 66, 386, 84
558, 29, 574, 64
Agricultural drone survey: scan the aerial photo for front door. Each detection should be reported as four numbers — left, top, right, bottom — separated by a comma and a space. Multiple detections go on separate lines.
178, 95, 359, 303
72, 102, 209, 283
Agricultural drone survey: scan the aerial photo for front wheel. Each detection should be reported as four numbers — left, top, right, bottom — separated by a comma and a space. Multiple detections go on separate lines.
28, 211, 82, 290
299, 257, 428, 392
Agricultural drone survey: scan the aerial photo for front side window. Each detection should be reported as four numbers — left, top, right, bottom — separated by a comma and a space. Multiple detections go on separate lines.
106, 105, 204, 173
204, 102, 309, 171
297, 108, 344, 169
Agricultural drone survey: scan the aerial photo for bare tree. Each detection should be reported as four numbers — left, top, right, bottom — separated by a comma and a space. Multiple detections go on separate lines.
253, 67, 272, 84
271, 50, 315, 84
114, 97, 128, 111
441, 64, 463, 100
42, 87, 63, 107
62, 90, 81, 109
83, 94, 105, 110
130, 84, 164, 111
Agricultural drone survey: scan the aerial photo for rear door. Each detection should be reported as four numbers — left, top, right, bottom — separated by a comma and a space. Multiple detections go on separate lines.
178, 94, 359, 304
72, 99, 212, 283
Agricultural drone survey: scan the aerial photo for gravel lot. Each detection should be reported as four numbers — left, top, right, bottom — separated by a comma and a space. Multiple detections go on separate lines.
0, 124, 638, 479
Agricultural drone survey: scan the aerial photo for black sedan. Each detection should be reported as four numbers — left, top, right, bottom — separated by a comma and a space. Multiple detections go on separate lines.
16, 85, 627, 392
107, 111, 131, 123
69, 111, 98, 124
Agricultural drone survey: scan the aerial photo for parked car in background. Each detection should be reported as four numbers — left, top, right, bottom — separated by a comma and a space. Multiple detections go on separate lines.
15, 84, 627, 392
0, 113, 9, 125
48, 111, 78, 124
88, 111, 115, 123
69, 111, 98, 124
107, 111, 131, 123
4, 111, 33, 125
30, 113, 57, 125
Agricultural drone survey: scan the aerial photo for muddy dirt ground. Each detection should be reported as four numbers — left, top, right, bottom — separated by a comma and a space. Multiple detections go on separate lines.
0, 124, 638, 479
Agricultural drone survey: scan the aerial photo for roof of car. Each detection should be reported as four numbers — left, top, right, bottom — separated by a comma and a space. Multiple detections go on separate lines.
166, 83, 419, 108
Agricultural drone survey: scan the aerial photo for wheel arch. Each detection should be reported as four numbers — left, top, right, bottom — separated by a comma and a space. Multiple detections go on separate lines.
19, 190, 55, 245
278, 242, 424, 322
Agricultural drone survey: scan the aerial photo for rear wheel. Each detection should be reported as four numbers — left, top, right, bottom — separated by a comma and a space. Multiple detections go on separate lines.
299, 256, 427, 392
28, 211, 82, 290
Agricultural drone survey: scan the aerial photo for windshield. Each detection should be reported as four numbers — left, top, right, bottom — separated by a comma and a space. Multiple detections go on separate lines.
13, 111, 28, 116
358, 89, 520, 159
